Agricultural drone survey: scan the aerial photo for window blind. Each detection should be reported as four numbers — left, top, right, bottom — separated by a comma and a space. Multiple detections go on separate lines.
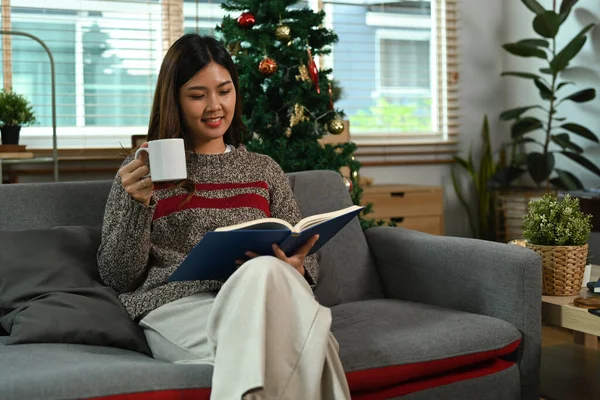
0, 0, 182, 148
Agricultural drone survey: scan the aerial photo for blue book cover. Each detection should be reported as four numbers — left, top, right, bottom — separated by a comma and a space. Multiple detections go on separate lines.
168, 205, 364, 282
587, 279, 600, 294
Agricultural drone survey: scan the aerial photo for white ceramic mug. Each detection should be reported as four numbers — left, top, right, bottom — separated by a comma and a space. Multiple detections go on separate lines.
134, 138, 187, 182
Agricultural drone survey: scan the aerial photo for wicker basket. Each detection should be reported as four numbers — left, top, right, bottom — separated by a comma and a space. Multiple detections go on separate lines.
526, 243, 589, 296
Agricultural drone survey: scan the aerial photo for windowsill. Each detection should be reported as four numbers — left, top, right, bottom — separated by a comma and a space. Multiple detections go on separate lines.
19, 127, 146, 150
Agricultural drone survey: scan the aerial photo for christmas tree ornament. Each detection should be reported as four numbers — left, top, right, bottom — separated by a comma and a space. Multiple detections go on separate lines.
227, 41, 241, 56
295, 63, 311, 82
259, 57, 278, 76
327, 114, 344, 135
290, 104, 309, 127
275, 24, 292, 43
284, 127, 292, 138
343, 176, 353, 192
306, 48, 320, 94
328, 82, 334, 110
237, 12, 256, 28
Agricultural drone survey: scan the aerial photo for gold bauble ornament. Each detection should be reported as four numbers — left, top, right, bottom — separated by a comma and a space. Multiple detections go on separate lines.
327, 115, 344, 135
258, 57, 278, 76
275, 24, 291, 42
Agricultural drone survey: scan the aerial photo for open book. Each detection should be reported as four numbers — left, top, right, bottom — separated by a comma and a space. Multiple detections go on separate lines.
168, 205, 363, 282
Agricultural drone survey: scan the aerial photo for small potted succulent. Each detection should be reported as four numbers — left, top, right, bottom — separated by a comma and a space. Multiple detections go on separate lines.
0, 89, 36, 145
522, 193, 593, 295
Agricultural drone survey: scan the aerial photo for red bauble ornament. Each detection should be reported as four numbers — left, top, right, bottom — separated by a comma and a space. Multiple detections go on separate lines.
259, 57, 278, 76
237, 12, 256, 28
307, 48, 320, 94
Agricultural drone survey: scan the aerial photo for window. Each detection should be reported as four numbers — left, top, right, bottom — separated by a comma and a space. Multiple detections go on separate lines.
1, 0, 180, 148
1, 0, 456, 150
183, 0, 224, 37
321, 0, 458, 144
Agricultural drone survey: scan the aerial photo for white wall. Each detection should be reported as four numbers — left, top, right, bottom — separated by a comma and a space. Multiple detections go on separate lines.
361, 0, 508, 237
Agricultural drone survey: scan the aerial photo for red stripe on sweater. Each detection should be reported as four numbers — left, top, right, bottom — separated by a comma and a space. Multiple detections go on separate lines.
153, 181, 269, 192
153, 193, 270, 221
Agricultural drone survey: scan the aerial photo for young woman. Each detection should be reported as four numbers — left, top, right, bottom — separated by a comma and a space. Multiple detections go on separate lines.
97, 34, 351, 400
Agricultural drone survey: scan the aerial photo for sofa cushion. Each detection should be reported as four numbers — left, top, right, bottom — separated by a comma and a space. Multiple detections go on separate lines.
0, 226, 151, 355
331, 299, 521, 393
0, 343, 211, 400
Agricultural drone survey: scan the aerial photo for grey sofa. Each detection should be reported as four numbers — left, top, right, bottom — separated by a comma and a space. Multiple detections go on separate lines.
0, 170, 542, 400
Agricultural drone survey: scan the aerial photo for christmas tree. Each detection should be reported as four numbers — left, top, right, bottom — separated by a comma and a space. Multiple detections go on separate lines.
218, 0, 381, 229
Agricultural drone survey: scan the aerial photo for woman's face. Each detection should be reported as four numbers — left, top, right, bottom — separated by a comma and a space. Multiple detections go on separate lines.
178, 61, 236, 152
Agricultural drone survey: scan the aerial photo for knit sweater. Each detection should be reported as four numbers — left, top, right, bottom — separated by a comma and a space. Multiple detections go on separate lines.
97, 145, 319, 321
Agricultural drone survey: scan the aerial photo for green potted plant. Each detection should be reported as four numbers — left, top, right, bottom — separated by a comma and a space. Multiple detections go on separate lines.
451, 115, 500, 240
0, 89, 36, 145
523, 193, 592, 296
491, 0, 599, 191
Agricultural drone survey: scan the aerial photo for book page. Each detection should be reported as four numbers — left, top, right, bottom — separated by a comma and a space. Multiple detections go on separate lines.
294, 205, 363, 232
215, 218, 293, 232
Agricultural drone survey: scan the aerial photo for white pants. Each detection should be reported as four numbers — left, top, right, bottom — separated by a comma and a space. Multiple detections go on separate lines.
139, 256, 351, 400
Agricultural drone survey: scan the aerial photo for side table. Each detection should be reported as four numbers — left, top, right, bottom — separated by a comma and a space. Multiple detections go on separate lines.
541, 265, 600, 400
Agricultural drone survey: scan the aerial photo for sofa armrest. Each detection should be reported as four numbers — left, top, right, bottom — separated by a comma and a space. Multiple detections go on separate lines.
365, 226, 542, 400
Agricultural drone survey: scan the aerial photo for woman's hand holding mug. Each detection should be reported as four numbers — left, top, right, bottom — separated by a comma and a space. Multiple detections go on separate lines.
119, 138, 187, 206
119, 142, 153, 206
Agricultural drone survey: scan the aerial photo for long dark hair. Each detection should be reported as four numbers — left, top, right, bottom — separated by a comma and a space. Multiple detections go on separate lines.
147, 34, 245, 149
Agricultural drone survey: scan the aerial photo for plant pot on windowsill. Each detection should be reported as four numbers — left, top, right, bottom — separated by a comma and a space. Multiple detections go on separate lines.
522, 194, 593, 296
0, 89, 36, 145
0, 125, 22, 145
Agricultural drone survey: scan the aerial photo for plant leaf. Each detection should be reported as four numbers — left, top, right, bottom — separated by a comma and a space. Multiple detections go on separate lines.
561, 152, 600, 176
511, 117, 544, 138
503, 43, 547, 59
501, 71, 545, 80
550, 24, 595, 73
559, 0, 580, 23
561, 123, 599, 142
533, 11, 561, 38
514, 137, 543, 146
555, 168, 584, 190
451, 167, 477, 238
534, 79, 555, 100
518, 38, 550, 48
488, 166, 526, 190
551, 134, 583, 153
540, 68, 553, 75
556, 82, 574, 91
499, 105, 541, 121
522, 0, 546, 14
553, 117, 567, 121
527, 152, 555, 183
452, 156, 470, 171
561, 88, 596, 103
